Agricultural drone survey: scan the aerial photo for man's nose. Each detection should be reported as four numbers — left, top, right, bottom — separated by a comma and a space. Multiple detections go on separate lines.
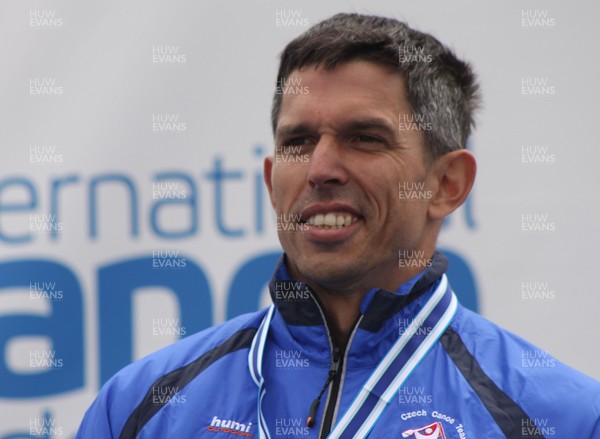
307, 137, 349, 187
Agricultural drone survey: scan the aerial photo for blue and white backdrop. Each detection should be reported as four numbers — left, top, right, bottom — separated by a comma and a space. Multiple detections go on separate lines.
1, 0, 599, 437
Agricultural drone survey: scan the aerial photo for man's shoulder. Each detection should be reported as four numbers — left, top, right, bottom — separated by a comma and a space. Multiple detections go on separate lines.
97, 309, 267, 413
77, 310, 268, 437
449, 306, 600, 425
109, 308, 267, 388
451, 305, 600, 386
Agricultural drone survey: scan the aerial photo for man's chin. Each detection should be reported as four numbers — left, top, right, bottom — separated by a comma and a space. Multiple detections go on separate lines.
291, 258, 366, 295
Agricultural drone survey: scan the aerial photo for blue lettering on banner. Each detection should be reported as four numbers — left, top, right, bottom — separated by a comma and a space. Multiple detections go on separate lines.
204, 156, 246, 237
150, 172, 198, 238
89, 174, 139, 239
0, 260, 84, 397
98, 256, 212, 384
50, 174, 80, 241
0, 150, 267, 244
0, 178, 38, 244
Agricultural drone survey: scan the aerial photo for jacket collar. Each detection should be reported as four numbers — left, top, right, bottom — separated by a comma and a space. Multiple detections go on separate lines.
268, 251, 448, 332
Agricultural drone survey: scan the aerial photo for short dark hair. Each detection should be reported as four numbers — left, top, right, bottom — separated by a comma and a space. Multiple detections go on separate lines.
271, 13, 481, 159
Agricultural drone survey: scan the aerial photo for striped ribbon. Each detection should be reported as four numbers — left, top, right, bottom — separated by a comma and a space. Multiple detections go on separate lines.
249, 274, 457, 439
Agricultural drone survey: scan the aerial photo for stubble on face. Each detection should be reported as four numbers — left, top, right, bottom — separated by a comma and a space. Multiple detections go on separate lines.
268, 61, 437, 297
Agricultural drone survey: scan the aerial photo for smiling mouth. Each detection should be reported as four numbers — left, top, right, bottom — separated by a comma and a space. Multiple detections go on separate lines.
302, 212, 359, 230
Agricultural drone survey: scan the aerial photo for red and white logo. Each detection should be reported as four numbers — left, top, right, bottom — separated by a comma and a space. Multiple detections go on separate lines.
402, 422, 446, 438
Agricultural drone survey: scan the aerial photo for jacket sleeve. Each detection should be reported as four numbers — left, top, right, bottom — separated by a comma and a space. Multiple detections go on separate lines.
75, 315, 263, 438
591, 413, 600, 438
76, 388, 118, 439
75, 369, 145, 439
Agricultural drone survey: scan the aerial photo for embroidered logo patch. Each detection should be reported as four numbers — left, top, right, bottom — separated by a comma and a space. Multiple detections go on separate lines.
206, 415, 254, 437
402, 422, 446, 438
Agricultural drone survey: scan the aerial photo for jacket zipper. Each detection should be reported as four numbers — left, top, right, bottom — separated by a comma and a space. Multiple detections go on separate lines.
318, 317, 363, 437
307, 293, 362, 438
319, 344, 344, 438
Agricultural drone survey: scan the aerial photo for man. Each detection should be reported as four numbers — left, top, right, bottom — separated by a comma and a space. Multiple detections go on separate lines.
77, 13, 600, 438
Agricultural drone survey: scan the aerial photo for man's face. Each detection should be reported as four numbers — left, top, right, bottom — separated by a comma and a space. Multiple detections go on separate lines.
265, 60, 439, 293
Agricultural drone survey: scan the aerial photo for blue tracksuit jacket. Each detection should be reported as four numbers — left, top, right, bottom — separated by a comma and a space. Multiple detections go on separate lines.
77, 252, 600, 438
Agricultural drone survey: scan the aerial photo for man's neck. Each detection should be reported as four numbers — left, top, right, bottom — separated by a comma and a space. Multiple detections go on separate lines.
315, 291, 363, 346
308, 272, 419, 346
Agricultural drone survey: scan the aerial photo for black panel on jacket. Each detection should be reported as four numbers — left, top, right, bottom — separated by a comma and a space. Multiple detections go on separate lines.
119, 327, 257, 439
440, 327, 545, 439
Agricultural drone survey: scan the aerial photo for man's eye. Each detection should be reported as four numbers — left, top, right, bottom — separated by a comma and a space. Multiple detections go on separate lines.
276, 138, 311, 156
354, 134, 383, 143
285, 137, 311, 146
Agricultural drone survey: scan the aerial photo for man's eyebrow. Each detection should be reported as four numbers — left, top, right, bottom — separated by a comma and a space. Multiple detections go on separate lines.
276, 118, 396, 138
275, 124, 313, 139
342, 118, 396, 135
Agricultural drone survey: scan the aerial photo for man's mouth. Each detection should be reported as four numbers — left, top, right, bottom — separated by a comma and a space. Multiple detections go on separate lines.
303, 212, 359, 230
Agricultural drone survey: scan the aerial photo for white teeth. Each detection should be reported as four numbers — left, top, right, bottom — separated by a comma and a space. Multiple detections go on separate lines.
324, 213, 336, 226
305, 212, 358, 229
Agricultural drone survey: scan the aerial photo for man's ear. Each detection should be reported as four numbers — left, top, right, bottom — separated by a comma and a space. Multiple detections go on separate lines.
427, 149, 476, 220
264, 156, 277, 209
